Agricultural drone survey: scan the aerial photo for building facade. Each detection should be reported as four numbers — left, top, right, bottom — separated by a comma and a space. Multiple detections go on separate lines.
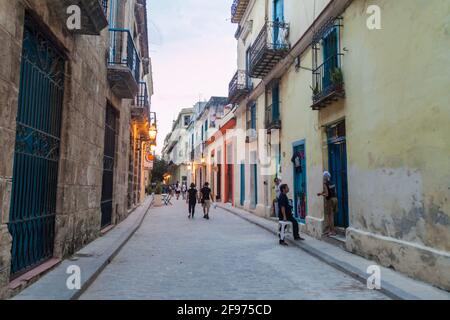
0, 0, 155, 297
225, 0, 450, 291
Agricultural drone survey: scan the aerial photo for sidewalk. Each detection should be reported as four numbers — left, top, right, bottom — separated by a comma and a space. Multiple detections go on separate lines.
12, 196, 153, 300
216, 203, 450, 300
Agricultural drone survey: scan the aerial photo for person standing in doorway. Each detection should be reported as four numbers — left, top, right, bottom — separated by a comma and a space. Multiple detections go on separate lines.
318, 171, 338, 236
187, 183, 198, 219
200, 182, 214, 220
278, 184, 304, 245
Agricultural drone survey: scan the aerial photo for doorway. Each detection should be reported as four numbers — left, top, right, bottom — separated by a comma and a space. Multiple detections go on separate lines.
327, 120, 349, 228
8, 15, 66, 276
240, 162, 245, 206
101, 104, 117, 228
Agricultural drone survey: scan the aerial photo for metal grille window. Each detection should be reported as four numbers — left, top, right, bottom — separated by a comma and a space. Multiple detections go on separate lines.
101, 104, 117, 228
8, 15, 66, 276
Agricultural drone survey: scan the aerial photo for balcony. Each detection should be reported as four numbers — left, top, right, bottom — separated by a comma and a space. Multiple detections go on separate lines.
265, 104, 281, 130
310, 54, 345, 110
107, 29, 141, 99
231, 0, 250, 24
229, 70, 251, 104
249, 21, 290, 78
131, 82, 149, 121
50, 0, 108, 35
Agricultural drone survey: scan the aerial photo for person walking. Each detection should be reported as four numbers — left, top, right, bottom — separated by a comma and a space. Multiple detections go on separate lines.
278, 184, 304, 245
187, 183, 198, 219
200, 182, 214, 220
318, 171, 338, 236
175, 181, 181, 200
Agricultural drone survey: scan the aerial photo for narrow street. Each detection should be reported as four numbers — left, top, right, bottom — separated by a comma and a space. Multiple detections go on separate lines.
80, 199, 388, 300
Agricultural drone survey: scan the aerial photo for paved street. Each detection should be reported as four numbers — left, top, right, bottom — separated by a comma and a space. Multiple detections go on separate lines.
80, 199, 389, 300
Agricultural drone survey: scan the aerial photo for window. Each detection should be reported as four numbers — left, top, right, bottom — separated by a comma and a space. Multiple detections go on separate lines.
322, 28, 339, 89
247, 103, 257, 130
184, 115, 190, 126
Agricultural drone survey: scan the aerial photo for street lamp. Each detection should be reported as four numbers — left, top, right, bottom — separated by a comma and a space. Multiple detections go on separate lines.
149, 124, 157, 141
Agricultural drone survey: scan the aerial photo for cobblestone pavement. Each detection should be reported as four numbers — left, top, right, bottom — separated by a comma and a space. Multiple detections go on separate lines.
80, 199, 389, 300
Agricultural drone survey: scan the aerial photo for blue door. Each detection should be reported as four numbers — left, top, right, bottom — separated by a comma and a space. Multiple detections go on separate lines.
253, 164, 258, 206
240, 163, 245, 206
327, 121, 349, 228
292, 142, 307, 223
272, 84, 280, 122
273, 0, 284, 48
9, 15, 65, 276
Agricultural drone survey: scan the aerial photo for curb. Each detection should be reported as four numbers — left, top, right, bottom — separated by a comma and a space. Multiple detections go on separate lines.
12, 197, 153, 300
217, 204, 419, 300
72, 197, 153, 300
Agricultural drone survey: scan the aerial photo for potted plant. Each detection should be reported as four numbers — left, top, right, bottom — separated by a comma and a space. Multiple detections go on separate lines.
310, 83, 320, 100
330, 67, 344, 91
153, 182, 163, 207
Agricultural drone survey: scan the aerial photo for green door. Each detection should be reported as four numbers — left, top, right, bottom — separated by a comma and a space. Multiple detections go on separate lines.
292, 142, 307, 223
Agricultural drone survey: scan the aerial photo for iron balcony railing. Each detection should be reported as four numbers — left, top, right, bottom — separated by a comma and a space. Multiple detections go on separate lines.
311, 53, 344, 104
249, 21, 290, 78
229, 70, 251, 104
108, 28, 141, 84
265, 103, 281, 129
231, 0, 251, 23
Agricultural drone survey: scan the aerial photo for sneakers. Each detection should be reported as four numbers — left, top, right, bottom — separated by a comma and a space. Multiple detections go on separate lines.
294, 236, 305, 241
279, 240, 288, 246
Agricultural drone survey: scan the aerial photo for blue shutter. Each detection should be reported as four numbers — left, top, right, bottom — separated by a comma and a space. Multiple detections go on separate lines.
272, 85, 280, 122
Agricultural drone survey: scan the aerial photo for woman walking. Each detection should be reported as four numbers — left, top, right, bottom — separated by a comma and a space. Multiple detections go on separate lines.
187, 183, 198, 219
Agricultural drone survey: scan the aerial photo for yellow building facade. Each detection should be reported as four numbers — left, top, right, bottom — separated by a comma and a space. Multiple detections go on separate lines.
229, 0, 450, 291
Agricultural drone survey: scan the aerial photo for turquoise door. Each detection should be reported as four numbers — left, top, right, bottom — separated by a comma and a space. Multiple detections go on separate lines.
240, 163, 245, 206
253, 164, 258, 206
292, 142, 307, 223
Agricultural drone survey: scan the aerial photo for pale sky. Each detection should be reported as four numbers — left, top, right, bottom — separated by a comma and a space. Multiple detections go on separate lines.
147, 0, 237, 154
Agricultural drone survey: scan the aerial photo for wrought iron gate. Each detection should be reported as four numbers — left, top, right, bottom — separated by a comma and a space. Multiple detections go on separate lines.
101, 104, 117, 228
8, 16, 66, 276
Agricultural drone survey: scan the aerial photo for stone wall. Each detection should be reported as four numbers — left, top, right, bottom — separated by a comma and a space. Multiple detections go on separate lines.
0, 0, 23, 294
0, 0, 133, 296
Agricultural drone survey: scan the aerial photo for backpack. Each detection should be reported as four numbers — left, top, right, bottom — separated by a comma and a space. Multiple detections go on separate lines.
327, 183, 337, 198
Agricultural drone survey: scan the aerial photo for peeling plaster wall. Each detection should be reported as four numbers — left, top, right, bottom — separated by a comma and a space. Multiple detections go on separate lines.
341, 0, 450, 290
